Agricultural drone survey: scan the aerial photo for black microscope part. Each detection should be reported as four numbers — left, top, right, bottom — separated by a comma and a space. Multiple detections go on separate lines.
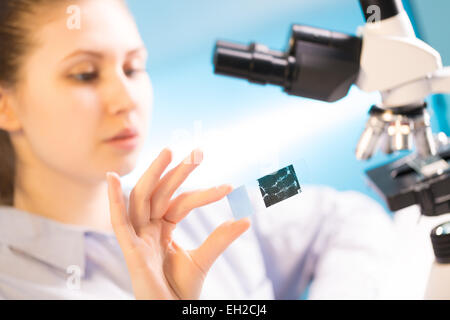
359, 0, 403, 22
213, 24, 362, 102
366, 143, 450, 216
214, 41, 292, 87
430, 222, 450, 264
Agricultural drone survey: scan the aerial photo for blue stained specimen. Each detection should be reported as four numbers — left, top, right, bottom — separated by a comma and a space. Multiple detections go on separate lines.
257, 164, 301, 208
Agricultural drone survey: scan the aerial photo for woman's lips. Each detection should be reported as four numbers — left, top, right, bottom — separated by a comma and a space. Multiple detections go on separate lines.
105, 133, 139, 150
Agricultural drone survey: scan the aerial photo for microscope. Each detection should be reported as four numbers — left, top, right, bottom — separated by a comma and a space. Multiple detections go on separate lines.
212, 0, 450, 298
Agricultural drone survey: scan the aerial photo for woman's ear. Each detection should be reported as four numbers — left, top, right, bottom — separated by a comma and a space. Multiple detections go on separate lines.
0, 87, 22, 132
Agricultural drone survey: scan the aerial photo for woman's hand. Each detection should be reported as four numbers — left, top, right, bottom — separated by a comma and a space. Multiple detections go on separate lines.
106, 148, 250, 300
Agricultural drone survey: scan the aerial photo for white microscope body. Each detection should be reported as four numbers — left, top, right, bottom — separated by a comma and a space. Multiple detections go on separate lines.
355, 4, 450, 300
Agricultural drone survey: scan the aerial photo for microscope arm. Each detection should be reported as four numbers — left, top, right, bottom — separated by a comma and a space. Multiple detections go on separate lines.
432, 67, 450, 94
381, 66, 450, 107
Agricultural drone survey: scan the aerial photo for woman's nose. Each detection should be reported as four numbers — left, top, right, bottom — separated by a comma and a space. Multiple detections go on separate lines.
105, 72, 137, 115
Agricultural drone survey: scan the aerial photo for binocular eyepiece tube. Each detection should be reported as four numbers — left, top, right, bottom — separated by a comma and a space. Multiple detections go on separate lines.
212, 25, 362, 102
213, 40, 294, 87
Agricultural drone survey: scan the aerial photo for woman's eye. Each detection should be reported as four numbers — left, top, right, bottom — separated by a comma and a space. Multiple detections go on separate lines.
71, 72, 98, 82
69, 68, 146, 82
125, 68, 146, 77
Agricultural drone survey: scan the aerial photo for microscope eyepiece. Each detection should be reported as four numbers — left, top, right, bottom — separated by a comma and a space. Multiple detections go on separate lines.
213, 41, 293, 87
213, 25, 362, 102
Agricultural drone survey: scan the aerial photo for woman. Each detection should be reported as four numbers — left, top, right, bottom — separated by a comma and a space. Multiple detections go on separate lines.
0, 0, 397, 299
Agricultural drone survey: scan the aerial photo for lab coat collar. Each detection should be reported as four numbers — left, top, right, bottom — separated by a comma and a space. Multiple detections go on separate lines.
0, 206, 114, 277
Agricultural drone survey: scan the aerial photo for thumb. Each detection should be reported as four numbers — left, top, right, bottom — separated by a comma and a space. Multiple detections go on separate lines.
189, 218, 251, 275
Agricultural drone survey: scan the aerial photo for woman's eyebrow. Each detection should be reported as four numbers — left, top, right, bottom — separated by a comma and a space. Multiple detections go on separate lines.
60, 46, 148, 62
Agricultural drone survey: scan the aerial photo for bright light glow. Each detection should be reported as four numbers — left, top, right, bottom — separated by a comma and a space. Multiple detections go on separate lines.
123, 88, 380, 190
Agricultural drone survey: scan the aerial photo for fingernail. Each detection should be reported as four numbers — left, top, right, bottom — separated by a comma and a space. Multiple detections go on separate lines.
162, 148, 172, 157
218, 184, 233, 193
236, 217, 251, 228
191, 148, 203, 165
106, 171, 119, 182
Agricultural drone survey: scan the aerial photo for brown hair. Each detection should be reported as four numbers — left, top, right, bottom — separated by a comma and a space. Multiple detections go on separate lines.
0, 130, 15, 206
0, 0, 68, 206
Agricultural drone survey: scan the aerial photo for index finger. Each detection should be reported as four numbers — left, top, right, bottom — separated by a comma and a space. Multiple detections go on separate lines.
150, 149, 203, 220
129, 148, 173, 230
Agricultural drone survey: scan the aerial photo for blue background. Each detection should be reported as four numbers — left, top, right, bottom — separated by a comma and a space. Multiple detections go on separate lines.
123, 0, 450, 215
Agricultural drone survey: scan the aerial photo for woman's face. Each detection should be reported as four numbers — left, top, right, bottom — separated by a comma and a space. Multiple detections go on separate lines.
11, 0, 152, 183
